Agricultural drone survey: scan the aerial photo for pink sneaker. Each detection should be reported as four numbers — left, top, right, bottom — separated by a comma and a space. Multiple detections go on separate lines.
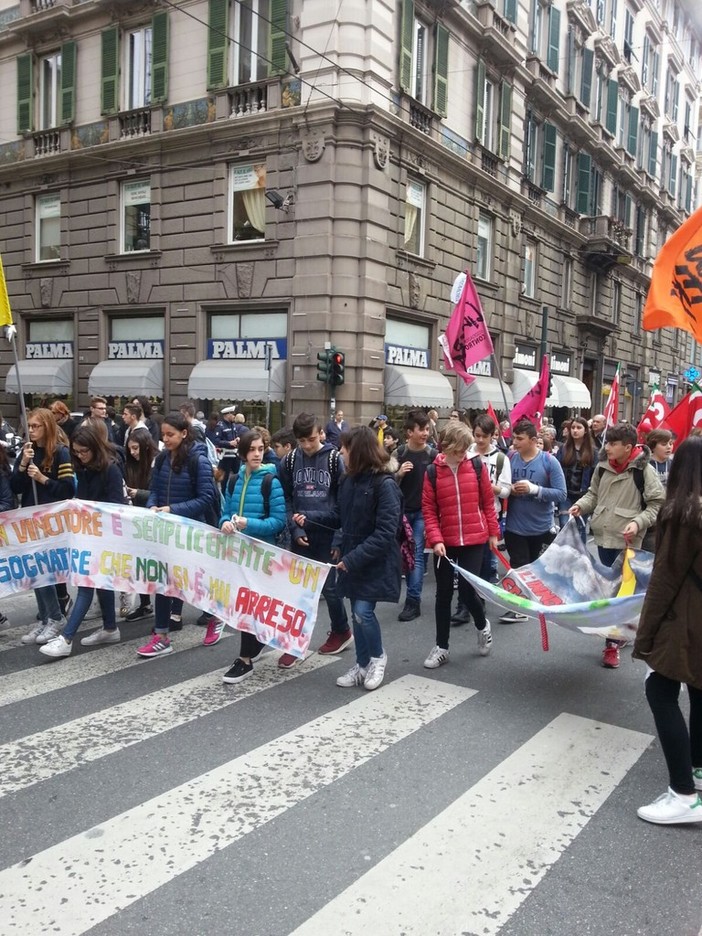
203, 618, 225, 646
136, 633, 172, 658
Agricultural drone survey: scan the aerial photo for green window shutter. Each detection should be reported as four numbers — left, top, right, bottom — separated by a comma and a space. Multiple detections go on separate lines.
433, 23, 449, 117
498, 81, 512, 160
627, 105, 638, 156
101, 27, 119, 115
648, 130, 658, 177
605, 79, 618, 135
17, 54, 33, 134
399, 0, 414, 92
542, 123, 557, 191
269, 0, 287, 75
580, 48, 593, 107
60, 41, 76, 124
475, 57, 485, 141
207, 0, 229, 90
547, 6, 561, 73
151, 11, 169, 103
669, 154, 677, 196
504, 0, 517, 24
576, 152, 591, 214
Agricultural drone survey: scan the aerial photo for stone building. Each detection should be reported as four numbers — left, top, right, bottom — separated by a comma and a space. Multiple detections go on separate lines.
0, 0, 700, 428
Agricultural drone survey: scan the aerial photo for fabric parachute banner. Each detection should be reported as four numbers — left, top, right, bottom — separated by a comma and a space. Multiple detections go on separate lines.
456, 520, 653, 641
438, 270, 494, 385
509, 353, 550, 429
0, 500, 331, 658
642, 203, 702, 343
636, 384, 670, 439
603, 362, 621, 428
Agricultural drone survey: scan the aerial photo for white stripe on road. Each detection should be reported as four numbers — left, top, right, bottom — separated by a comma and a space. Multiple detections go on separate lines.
290, 712, 652, 936
0, 653, 335, 799
0, 627, 227, 707
0, 675, 474, 936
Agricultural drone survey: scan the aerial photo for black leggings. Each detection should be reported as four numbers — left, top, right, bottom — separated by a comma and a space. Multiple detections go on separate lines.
434, 545, 486, 650
645, 670, 702, 795
240, 630, 265, 661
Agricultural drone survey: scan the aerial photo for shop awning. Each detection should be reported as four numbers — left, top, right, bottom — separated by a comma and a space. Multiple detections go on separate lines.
6, 359, 72, 395
511, 368, 557, 408
187, 359, 286, 402
88, 360, 164, 397
550, 374, 591, 409
458, 376, 513, 410
384, 364, 454, 408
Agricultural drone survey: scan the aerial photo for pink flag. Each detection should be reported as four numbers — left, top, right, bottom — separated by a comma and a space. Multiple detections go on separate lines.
509, 355, 550, 430
604, 363, 621, 428
438, 271, 494, 385
636, 385, 670, 440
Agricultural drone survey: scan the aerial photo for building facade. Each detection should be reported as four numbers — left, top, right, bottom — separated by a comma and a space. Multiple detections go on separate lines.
0, 0, 700, 427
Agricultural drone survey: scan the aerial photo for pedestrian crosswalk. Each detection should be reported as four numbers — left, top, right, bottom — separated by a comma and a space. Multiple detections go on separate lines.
0, 617, 680, 936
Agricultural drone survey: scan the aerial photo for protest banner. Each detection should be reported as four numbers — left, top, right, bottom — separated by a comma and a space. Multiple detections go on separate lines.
0, 500, 330, 658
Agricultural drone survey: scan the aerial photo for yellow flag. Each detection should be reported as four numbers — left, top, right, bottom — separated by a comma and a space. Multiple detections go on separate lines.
616, 548, 637, 598
0, 254, 13, 328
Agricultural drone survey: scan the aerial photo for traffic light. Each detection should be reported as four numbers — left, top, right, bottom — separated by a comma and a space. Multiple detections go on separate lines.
316, 349, 332, 383
330, 350, 345, 386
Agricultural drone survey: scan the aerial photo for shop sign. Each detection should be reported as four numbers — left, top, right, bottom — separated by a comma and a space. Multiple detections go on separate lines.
551, 351, 571, 375
648, 370, 660, 386
385, 343, 429, 368
108, 340, 164, 359
466, 359, 492, 377
25, 341, 73, 359
207, 338, 287, 360
513, 344, 537, 369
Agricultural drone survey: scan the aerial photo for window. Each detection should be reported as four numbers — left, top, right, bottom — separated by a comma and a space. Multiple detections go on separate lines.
633, 292, 642, 337
36, 193, 61, 262
233, 0, 271, 85
127, 26, 153, 109
230, 164, 266, 242
623, 9, 634, 63
475, 58, 512, 158
634, 204, 647, 257
476, 212, 493, 281
403, 180, 425, 255
524, 113, 557, 192
664, 68, 679, 122
101, 13, 168, 114
39, 52, 61, 130
561, 256, 573, 308
121, 180, 151, 252
16, 43, 76, 134
611, 279, 621, 325
399, 1, 449, 116
208, 0, 287, 90
523, 241, 537, 298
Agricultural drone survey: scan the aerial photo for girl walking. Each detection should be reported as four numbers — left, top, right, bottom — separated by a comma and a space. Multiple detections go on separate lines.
556, 416, 596, 541
123, 427, 159, 621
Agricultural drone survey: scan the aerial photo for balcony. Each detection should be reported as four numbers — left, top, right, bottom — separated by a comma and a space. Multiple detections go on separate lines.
119, 107, 151, 139
15, 0, 71, 35
32, 128, 61, 156
521, 178, 545, 206
230, 82, 268, 118
475, 1, 522, 69
409, 99, 433, 135
477, 145, 498, 177
578, 215, 633, 273
525, 56, 563, 113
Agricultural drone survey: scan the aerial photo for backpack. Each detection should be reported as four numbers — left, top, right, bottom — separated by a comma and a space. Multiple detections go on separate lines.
371, 474, 416, 575
154, 449, 222, 528
282, 446, 341, 484
226, 470, 290, 548
425, 456, 483, 491
596, 464, 646, 509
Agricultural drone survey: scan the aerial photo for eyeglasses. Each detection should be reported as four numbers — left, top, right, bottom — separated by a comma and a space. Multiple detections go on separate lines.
28, 423, 42, 429
72, 447, 91, 457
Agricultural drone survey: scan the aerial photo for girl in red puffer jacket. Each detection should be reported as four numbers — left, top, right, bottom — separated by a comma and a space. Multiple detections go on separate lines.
422, 421, 500, 670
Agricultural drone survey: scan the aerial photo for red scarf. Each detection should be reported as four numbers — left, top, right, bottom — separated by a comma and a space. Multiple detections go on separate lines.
609, 445, 642, 474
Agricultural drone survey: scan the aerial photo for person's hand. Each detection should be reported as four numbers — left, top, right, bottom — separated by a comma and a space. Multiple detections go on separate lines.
397, 460, 413, 477
623, 521, 639, 540
569, 505, 581, 517
331, 547, 340, 561
221, 520, 235, 534
26, 463, 45, 484
488, 536, 498, 550
336, 560, 347, 572
153, 506, 171, 513
292, 512, 306, 527
433, 542, 446, 557
512, 480, 538, 496
296, 535, 309, 547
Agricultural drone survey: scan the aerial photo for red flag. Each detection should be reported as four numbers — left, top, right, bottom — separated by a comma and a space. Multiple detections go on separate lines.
603, 363, 621, 428
636, 385, 670, 440
439, 271, 494, 386
509, 355, 550, 430
663, 383, 702, 448
487, 401, 500, 428
643, 204, 702, 343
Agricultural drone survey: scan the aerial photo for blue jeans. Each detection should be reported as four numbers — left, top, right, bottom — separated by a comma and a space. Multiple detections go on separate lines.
351, 599, 383, 667
479, 541, 497, 581
404, 509, 426, 602
63, 587, 116, 641
154, 595, 184, 634
597, 546, 621, 568
35, 584, 62, 624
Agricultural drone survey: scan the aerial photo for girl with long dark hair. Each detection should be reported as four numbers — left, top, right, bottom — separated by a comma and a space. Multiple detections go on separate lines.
556, 416, 596, 537
633, 435, 702, 825
122, 427, 159, 622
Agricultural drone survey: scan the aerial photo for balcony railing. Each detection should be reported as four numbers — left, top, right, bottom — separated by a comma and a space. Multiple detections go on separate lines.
409, 100, 433, 135
119, 107, 151, 139
33, 128, 61, 156
480, 148, 498, 177
230, 83, 267, 117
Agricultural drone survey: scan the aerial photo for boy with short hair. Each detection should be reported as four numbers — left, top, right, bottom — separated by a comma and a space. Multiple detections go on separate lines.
271, 427, 296, 462
277, 413, 351, 667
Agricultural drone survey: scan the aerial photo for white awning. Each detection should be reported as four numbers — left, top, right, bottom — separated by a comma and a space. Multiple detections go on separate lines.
187, 359, 286, 402
6, 359, 72, 395
88, 360, 164, 397
550, 374, 591, 409
458, 376, 513, 410
384, 364, 454, 408
511, 368, 557, 408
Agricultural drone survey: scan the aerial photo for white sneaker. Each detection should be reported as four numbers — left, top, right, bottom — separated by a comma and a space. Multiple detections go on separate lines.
364, 652, 387, 691
336, 663, 367, 688
39, 635, 72, 658
21, 621, 46, 645
35, 618, 66, 645
477, 620, 493, 656
637, 788, 702, 825
84, 601, 102, 621
693, 768, 702, 792
80, 628, 121, 647
423, 645, 449, 669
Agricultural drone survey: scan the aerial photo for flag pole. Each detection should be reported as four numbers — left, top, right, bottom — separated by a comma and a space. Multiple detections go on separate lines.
490, 351, 512, 423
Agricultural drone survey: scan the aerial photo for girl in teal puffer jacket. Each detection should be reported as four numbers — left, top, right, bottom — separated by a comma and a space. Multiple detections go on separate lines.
219, 430, 286, 684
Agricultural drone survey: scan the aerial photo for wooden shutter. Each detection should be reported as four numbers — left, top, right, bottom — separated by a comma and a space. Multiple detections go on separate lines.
627, 105, 638, 157
542, 123, 557, 192
17, 53, 33, 134
580, 48, 593, 107
60, 41, 76, 124
648, 130, 658, 177
269, 0, 287, 75
433, 23, 449, 117
547, 6, 560, 73
399, 0, 414, 92
151, 11, 169, 103
669, 154, 677, 196
498, 81, 512, 160
474, 57, 485, 142
605, 79, 618, 135
101, 27, 119, 115
576, 152, 591, 214
207, 0, 229, 90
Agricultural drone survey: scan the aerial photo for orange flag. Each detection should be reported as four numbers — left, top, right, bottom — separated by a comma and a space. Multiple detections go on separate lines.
643, 204, 702, 342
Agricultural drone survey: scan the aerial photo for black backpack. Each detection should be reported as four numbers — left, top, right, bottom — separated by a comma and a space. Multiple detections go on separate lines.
595, 464, 646, 509
154, 449, 222, 528
425, 457, 483, 489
